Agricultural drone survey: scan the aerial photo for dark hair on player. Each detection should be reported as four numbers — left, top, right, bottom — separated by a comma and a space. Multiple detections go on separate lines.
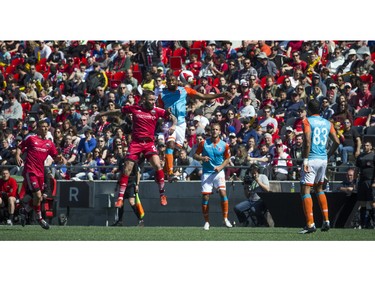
307, 99, 320, 115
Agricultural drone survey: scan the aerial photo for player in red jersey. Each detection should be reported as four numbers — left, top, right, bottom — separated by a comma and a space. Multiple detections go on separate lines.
97, 90, 177, 207
15, 120, 62, 229
0, 168, 18, 225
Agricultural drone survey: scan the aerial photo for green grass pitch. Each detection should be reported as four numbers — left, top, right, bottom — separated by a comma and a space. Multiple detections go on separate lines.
0, 225, 374, 241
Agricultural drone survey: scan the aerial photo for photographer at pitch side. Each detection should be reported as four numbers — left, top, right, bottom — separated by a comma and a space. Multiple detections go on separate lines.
233, 163, 273, 227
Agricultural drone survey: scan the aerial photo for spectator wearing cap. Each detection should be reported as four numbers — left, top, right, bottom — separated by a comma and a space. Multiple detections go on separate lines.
337, 49, 358, 74
319, 67, 336, 91
192, 108, 209, 133
283, 89, 305, 121
326, 47, 345, 75
265, 123, 280, 143
255, 52, 277, 79
270, 138, 293, 180
259, 105, 278, 133
359, 50, 374, 74
210, 54, 229, 78
86, 62, 108, 94
235, 58, 258, 85
198, 56, 215, 79
320, 97, 335, 121
299, 41, 313, 63
283, 126, 296, 149
238, 93, 256, 119
194, 76, 214, 94
47, 43, 65, 66
305, 73, 327, 99
219, 41, 237, 60
238, 117, 259, 145
1, 93, 23, 129
227, 132, 239, 157
26, 116, 39, 137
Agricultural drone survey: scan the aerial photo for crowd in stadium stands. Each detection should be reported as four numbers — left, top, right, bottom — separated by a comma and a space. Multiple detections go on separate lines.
1, 40, 375, 182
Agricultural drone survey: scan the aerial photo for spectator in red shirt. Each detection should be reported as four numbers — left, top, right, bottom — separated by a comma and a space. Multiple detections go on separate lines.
0, 168, 18, 225
186, 54, 202, 78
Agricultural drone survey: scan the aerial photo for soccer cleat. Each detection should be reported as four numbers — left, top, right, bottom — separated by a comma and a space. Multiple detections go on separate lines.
160, 195, 168, 206
223, 218, 233, 228
110, 220, 123, 227
203, 222, 210, 230
114, 198, 124, 208
168, 174, 179, 183
19, 208, 26, 227
298, 224, 317, 234
321, 221, 330, 232
137, 220, 145, 227
38, 219, 50, 230
6, 219, 13, 226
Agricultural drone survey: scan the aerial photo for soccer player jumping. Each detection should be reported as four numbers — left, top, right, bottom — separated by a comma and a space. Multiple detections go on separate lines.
299, 100, 340, 234
158, 75, 229, 182
97, 90, 177, 207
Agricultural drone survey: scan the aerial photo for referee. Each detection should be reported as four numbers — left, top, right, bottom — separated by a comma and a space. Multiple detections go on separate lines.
355, 141, 375, 229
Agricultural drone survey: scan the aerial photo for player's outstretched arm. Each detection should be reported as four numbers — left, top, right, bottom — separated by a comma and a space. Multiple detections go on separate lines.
94, 108, 122, 121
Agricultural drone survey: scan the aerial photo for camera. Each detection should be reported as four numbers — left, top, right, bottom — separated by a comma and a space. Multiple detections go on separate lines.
243, 175, 253, 185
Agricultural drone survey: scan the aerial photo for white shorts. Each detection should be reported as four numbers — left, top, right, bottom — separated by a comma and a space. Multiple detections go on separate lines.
163, 121, 186, 147
300, 158, 327, 187
201, 170, 226, 194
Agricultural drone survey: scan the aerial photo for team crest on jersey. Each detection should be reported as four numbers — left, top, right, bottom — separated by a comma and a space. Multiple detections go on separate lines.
46, 143, 51, 147
151, 109, 156, 115
217, 147, 223, 152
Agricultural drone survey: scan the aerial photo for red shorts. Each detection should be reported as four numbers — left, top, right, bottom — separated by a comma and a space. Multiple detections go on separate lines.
126, 140, 158, 162
23, 172, 45, 194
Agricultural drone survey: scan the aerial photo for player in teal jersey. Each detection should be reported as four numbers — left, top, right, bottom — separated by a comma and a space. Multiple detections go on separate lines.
299, 99, 340, 234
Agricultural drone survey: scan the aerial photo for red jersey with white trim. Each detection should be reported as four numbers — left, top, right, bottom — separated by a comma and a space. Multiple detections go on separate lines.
121, 104, 169, 141
20, 135, 58, 177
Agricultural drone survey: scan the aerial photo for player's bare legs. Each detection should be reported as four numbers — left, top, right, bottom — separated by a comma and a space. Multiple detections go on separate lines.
149, 154, 167, 205
202, 193, 210, 230
115, 160, 134, 208
314, 184, 330, 231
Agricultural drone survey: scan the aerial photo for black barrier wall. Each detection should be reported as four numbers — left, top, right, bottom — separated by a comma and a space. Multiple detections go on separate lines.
55, 180, 354, 227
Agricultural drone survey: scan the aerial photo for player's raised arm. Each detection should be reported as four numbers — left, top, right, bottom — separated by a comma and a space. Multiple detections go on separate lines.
186, 87, 227, 100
